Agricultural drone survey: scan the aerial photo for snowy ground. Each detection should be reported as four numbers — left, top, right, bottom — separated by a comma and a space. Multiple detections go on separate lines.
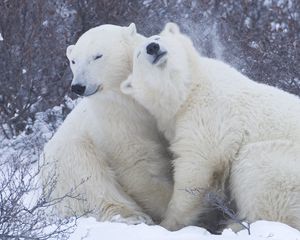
1, 99, 300, 240
69, 218, 300, 240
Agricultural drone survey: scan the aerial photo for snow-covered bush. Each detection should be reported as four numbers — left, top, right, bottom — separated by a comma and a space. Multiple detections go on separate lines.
0, 98, 83, 239
1, 0, 299, 138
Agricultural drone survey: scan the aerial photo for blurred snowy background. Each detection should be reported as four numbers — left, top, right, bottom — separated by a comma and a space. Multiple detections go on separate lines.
0, 0, 299, 138
0, 0, 299, 239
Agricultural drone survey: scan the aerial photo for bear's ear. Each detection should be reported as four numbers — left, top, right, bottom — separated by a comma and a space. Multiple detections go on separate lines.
127, 23, 137, 36
163, 22, 180, 34
66, 45, 75, 58
120, 76, 134, 95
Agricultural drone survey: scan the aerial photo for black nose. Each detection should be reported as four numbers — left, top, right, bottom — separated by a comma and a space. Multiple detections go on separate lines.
71, 84, 86, 95
146, 42, 160, 55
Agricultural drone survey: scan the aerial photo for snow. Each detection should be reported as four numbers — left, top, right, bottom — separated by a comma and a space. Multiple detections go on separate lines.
143, 0, 154, 7
211, 23, 224, 60
244, 17, 251, 28
69, 218, 300, 240
42, 20, 49, 27
0, 33, 3, 41
249, 41, 259, 49
1, 100, 300, 240
263, 0, 272, 7
270, 22, 287, 32
56, 4, 77, 18
0, 96, 75, 165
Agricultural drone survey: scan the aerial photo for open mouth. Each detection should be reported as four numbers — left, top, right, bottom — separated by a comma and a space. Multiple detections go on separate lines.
152, 51, 167, 64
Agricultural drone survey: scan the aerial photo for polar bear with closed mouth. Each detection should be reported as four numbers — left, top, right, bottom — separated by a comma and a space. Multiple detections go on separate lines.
42, 23, 173, 225
121, 23, 300, 231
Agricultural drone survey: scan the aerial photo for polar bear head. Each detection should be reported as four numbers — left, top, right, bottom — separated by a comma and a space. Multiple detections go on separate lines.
121, 23, 198, 124
67, 23, 143, 97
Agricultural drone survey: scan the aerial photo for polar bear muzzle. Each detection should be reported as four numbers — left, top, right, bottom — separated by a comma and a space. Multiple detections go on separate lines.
71, 84, 86, 96
146, 42, 167, 65
71, 83, 102, 96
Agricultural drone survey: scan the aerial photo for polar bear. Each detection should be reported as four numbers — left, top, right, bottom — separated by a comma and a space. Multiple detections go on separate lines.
42, 23, 173, 224
121, 23, 300, 231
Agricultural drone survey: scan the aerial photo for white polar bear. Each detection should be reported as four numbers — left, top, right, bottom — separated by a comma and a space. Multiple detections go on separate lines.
121, 23, 300, 231
42, 24, 173, 224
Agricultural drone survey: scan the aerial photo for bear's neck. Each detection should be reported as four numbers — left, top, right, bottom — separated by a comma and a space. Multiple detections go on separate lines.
152, 56, 209, 141
144, 74, 191, 141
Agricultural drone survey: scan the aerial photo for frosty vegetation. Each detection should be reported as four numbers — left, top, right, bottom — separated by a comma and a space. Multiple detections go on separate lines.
0, 0, 299, 137
0, 0, 299, 238
0, 156, 77, 239
0, 99, 83, 239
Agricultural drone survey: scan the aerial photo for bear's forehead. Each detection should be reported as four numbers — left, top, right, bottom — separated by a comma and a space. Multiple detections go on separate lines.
76, 38, 98, 49
75, 32, 124, 53
79, 28, 123, 43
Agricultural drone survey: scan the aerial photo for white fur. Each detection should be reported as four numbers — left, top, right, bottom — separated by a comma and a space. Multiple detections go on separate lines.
122, 23, 300, 231
42, 24, 173, 224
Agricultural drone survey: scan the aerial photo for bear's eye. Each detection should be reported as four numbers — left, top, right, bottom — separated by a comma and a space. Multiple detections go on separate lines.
71, 60, 75, 64
94, 54, 103, 60
154, 37, 160, 41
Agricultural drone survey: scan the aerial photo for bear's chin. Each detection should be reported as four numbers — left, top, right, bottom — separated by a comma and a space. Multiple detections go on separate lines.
152, 52, 168, 67
84, 84, 103, 97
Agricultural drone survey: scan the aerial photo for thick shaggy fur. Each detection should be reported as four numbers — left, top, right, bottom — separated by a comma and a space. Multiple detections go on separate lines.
42, 24, 173, 224
121, 23, 300, 231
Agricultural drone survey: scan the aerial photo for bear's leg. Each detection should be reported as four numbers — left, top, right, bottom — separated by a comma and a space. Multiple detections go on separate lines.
161, 155, 229, 231
114, 139, 173, 223
160, 113, 243, 231
42, 138, 153, 225
230, 140, 300, 231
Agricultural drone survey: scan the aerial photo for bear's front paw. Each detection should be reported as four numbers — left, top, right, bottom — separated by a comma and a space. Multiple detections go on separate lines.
160, 218, 185, 231
111, 213, 154, 225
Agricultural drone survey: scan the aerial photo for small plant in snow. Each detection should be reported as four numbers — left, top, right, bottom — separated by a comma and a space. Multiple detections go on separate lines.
205, 191, 251, 235
186, 188, 251, 235
0, 153, 85, 240
0, 101, 87, 239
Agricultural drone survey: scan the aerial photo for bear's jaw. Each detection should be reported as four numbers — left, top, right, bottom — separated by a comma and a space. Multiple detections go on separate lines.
139, 91, 181, 138
146, 81, 199, 141
152, 51, 168, 65
84, 84, 104, 97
